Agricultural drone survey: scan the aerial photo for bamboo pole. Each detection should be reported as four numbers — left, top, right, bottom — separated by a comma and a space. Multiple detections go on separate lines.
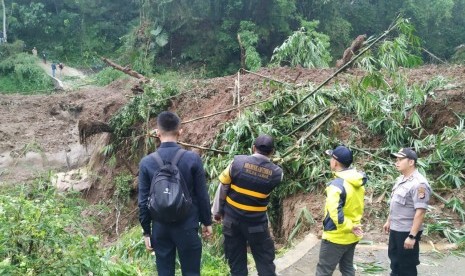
287, 109, 329, 136
181, 97, 272, 124
422, 48, 447, 64
240, 69, 290, 85
147, 134, 228, 154
351, 146, 392, 163
297, 111, 335, 144
281, 112, 335, 158
237, 71, 241, 116
284, 19, 403, 115
177, 141, 228, 154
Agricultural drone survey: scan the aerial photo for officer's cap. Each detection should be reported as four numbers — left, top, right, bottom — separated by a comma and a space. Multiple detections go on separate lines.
391, 148, 418, 161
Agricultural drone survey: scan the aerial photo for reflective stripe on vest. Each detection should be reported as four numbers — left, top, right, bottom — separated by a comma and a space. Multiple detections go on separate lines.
231, 184, 269, 199
226, 196, 268, 212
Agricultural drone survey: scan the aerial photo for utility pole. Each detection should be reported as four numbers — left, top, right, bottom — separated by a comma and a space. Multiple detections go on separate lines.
1, 0, 6, 43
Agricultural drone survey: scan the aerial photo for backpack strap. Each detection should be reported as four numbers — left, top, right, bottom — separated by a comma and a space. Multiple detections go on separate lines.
151, 152, 164, 167
171, 149, 187, 165
150, 148, 186, 167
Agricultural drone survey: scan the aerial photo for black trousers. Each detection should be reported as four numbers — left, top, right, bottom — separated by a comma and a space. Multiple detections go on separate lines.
388, 230, 422, 276
223, 217, 276, 276
152, 223, 202, 276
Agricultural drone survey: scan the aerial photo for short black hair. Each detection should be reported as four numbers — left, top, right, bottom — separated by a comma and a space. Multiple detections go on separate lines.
157, 111, 180, 132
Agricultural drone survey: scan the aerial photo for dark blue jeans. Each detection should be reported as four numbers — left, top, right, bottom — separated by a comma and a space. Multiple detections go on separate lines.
152, 223, 202, 276
316, 239, 358, 276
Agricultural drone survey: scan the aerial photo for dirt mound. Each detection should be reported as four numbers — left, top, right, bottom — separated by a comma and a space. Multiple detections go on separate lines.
0, 82, 132, 182
418, 92, 465, 134
173, 65, 465, 149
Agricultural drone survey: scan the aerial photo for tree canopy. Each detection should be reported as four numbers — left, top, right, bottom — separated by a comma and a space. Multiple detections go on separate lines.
1, 0, 465, 75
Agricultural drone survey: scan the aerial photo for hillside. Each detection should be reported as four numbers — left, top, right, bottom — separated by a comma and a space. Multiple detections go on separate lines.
2, 65, 464, 184
1, 64, 464, 232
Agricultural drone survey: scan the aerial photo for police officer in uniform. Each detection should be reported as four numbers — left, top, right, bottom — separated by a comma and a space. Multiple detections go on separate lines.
383, 148, 432, 276
216, 135, 283, 276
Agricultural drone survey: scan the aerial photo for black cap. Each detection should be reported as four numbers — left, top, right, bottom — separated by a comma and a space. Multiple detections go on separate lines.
254, 135, 274, 154
325, 146, 353, 167
391, 148, 418, 161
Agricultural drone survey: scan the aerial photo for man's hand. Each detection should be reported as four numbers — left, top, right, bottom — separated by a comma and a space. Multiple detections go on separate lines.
404, 237, 416, 249
352, 224, 364, 237
383, 220, 390, 234
202, 225, 213, 239
144, 235, 153, 251
214, 213, 222, 222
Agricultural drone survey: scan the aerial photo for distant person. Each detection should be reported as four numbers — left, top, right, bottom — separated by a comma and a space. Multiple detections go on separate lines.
138, 111, 212, 276
58, 63, 64, 78
42, 52, 47, 64
384, 148, 431, 276
32, 47, 38, 57
51, 62, 57, 78
216, 134, 283, 276
316, 146, 367, 276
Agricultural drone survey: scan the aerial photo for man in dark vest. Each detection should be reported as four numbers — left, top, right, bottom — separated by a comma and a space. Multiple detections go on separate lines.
216, 134, 283, 276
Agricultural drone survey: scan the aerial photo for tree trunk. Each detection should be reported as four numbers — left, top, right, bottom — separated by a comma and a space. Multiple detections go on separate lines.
1, 0, 6, 43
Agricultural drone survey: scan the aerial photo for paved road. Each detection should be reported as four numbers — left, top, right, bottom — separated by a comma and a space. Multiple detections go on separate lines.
277, 235, 465, 275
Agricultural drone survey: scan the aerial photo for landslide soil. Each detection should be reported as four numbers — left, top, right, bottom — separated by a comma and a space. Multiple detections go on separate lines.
1, 65, 464, 242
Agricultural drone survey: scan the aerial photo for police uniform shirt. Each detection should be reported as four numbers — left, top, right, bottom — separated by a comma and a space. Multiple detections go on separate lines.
389, 169, 432, 232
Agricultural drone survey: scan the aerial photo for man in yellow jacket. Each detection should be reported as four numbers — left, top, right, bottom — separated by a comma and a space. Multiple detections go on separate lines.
316, 145, 367, 276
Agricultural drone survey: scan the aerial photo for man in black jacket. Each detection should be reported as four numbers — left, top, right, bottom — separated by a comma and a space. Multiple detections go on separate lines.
138, 111, 212, 276
216, 135, 283, 276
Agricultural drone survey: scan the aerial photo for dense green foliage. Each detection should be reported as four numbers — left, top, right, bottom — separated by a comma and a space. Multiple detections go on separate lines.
2, 0, 465, 75
0, 176, 229, 275
271, 21, 332, 68
92, 67, 126, 87
0, 41, 53, 93
0, 178, 101, 275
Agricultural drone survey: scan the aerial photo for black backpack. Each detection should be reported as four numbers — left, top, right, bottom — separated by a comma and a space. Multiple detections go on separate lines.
147, 149, 192, 223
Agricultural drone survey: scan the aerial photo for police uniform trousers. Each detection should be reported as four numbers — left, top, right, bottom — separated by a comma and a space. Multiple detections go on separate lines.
223, 217, 276, 276
152, 222, 202, 276
388, 230, 422, 276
